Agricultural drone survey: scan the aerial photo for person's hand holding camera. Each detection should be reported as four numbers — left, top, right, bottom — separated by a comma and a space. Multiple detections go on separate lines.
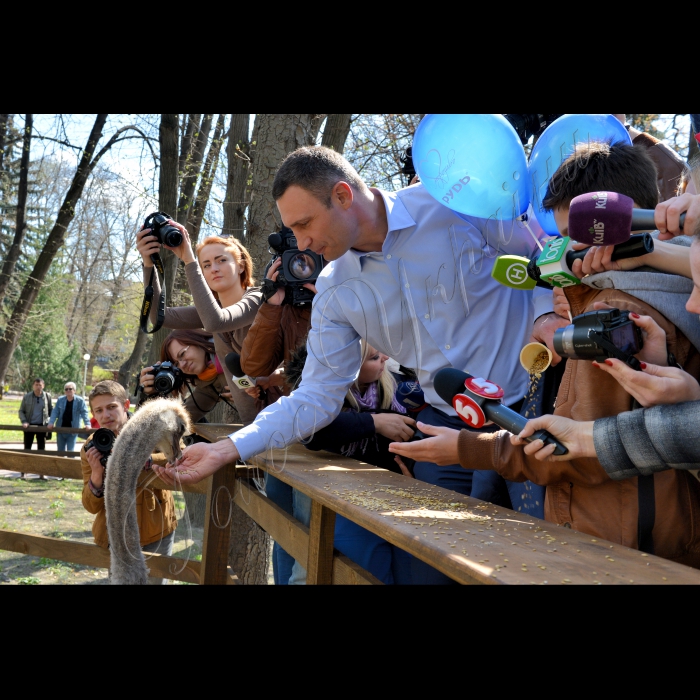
593, 359, 700, 408
371, 413, 416, 442
136, 218, 195, 266
138, 366, 157, 396
264, 258, 287, 306
86, 446, 106, 487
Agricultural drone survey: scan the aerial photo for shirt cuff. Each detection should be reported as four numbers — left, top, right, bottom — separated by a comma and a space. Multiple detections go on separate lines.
532, 287, 554, 320
88, 478, 104, 498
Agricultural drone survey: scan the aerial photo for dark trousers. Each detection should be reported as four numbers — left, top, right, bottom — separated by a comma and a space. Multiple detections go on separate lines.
24, 425, 45, 450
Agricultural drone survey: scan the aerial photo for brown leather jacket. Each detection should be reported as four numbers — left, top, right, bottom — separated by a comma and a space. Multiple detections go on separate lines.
81, 436, 177, 549
631, 129, 687, 202
240, 302, 312, 401
458, 284, 700, 568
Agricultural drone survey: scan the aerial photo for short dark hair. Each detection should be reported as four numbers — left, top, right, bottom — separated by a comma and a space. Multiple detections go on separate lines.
272, 146, 367, 206
33, 378, 44, 384
542, 141, 659, 212
89, 380, 127, 409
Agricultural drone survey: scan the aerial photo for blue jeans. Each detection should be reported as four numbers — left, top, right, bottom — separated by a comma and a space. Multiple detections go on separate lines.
264, 473, 294, 585
57, 432, 77, 452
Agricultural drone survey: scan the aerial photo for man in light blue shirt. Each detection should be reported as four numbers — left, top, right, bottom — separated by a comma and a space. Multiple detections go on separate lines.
157, 146, 562, 576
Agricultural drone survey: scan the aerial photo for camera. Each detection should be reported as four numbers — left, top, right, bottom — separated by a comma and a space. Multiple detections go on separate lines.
503, 114, 564, 145
143, 212, 183, 248
150, 361, 185, 395
400, 146, 417, 185
553, 308, 644, 369
263, 226, 325, 307
85, 428, 116, 468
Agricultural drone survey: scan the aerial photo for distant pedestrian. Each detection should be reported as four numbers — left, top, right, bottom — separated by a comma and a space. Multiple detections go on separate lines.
48, 382, 89, 455
18, 378, 53, 479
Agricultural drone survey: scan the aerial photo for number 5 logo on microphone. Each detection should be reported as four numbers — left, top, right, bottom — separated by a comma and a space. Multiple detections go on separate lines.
465, 377, 504, 400
453, 394, 486, 429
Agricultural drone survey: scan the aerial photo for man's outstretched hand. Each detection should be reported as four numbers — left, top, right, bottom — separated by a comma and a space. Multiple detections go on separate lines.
154, 439, 240, 486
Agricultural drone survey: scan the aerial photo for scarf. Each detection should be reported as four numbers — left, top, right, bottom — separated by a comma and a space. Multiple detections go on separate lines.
342, 381, 406, 457
197, 354, 223, 383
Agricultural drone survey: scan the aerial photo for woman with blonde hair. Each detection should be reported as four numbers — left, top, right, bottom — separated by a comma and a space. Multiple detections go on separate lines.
137, 223, 262, 424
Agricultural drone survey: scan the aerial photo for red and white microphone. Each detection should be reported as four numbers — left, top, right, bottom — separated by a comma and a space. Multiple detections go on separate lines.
434, 367, 567, 455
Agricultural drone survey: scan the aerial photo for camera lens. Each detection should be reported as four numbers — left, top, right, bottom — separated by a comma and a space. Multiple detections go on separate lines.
553, 326, 576, 359
289, 253, 316, 280
154, 372, 175, 394
162, 227, 183, 248
92, 428, 114, 451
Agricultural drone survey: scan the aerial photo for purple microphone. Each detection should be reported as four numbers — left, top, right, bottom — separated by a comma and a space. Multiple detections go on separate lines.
569, 191, 686, 245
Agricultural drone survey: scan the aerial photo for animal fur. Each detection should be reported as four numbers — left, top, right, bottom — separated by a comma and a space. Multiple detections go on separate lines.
104, 398, 192, 585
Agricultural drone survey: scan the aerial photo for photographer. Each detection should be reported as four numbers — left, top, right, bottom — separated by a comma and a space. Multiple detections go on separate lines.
391, 141, 700, 565
137, 221, 262, 425
81, 380, 177, 584
138, 329, 232, 423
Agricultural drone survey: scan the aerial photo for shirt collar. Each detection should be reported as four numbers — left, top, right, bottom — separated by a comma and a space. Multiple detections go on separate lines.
349, 189, 416, 265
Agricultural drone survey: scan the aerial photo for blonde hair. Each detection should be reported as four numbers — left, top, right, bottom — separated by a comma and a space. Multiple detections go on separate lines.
195, 236, 255, 289
345, 339, 396, 411
678, 155, 700, 196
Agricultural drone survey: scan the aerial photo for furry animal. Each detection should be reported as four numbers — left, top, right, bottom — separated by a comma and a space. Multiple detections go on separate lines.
105, 398, 192, 585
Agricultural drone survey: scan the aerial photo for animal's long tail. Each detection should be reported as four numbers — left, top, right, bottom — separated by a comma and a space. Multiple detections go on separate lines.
104, 419, 157, 585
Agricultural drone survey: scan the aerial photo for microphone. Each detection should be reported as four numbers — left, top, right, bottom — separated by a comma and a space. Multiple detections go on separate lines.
224, 352, 267, 401
569, 190, 686, 245
492, 232, 654, 290
433, 367, 567, 456
395, 381, 429, 414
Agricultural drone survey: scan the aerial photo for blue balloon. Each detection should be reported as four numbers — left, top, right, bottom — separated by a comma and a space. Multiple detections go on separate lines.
413, 114, 531, 220
529, 114, 633, 235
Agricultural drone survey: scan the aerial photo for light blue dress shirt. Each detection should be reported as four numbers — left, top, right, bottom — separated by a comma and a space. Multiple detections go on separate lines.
232, 184, 552, 462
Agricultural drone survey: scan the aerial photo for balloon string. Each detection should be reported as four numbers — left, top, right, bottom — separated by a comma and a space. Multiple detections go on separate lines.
518, 215, 544, 251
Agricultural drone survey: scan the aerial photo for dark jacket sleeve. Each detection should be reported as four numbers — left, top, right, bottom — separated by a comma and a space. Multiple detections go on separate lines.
594, 400, 700, 480
305, 411, 377, 453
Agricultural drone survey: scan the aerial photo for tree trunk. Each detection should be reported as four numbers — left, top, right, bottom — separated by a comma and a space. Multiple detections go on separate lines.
117, 328, 150, 395
0, 114, 32, 305
321, 113, 352, 154
0, 114, 9, 173
146, 114, 180, 367
246, 114, 320, 274
223, 114, 251, 239
0, 114, 108, 390
189, 113, 226, 246
185, 395, 270, 583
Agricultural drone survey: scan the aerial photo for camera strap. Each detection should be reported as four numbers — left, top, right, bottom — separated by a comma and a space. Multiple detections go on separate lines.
588, 332, 643, 371
140, 253, 166, 334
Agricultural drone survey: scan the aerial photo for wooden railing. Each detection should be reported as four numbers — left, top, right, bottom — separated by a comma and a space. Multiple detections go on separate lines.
2, 423, 700, 585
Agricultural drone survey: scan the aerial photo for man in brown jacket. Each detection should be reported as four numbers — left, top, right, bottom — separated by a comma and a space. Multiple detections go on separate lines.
81, 381, 177, 584
391, 141, 700, 568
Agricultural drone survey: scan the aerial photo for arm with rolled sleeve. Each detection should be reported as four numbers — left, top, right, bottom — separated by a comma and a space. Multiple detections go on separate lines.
593, 400, 700, 479
230, 282, 362, 462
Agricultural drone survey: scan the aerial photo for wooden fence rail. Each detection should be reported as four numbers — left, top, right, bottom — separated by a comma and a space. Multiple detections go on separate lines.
2, 422, 700, 585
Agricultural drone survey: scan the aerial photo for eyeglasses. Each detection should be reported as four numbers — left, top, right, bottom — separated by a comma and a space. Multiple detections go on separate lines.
65, 387, 75, 391
173, 346, 190, 367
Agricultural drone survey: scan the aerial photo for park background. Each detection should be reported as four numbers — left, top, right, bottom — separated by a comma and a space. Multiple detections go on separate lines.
0, 113, 695, 584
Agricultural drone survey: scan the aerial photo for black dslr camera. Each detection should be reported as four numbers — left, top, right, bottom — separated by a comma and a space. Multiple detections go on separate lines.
150, 361, 185, 395
503, 114, 564, 145
143, 212, 183, 249
85, 428, 116, 468
553, 308, 644, 370
262, 226, 325, 307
